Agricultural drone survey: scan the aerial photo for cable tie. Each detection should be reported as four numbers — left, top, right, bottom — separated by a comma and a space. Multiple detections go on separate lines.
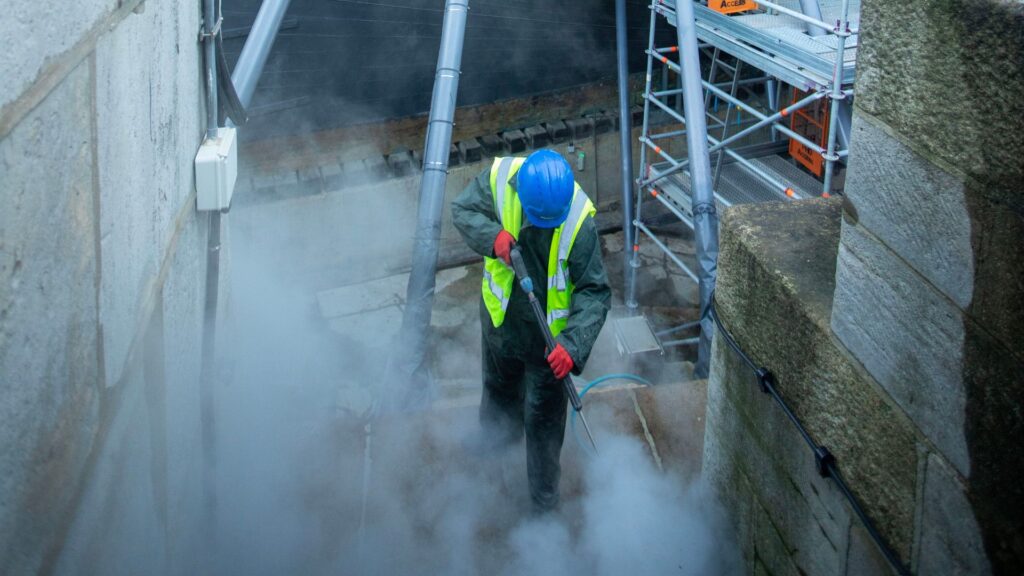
755, 368, 774, 394
814, 446, 836, 478
199, 16, 224, 41
693, 202, 717, 216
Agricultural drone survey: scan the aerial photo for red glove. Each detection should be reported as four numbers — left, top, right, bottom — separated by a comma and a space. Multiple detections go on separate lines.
493, 230, 515, 265
547, 344, 574, 379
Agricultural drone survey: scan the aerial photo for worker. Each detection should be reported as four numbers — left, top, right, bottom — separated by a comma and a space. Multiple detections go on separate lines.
451, 149, 610, 513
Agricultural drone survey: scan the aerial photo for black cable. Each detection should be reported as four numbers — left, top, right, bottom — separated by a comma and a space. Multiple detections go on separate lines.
708, 295, 912, 576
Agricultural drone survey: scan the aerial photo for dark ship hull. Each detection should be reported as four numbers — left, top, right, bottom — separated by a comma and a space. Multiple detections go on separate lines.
223, 0, 661, 139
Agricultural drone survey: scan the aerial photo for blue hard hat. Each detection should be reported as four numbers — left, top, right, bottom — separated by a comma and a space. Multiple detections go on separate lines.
516, 150, 575, 229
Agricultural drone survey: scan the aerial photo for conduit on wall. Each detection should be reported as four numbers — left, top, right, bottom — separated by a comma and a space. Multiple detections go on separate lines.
615, 0, 636, 288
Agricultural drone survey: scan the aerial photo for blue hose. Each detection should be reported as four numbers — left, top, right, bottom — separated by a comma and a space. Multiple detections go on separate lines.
570, 373, 654, 455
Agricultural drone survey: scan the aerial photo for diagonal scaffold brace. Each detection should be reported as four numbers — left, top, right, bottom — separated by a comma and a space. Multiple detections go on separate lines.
509, 247, 599, 453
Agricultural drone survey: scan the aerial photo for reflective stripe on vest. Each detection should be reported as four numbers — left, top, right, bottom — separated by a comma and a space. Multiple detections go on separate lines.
493, 157, 515, 223
543, 184, 593, 336
482, 268, 509, 309
481, 156, 595, 338
548, 190, 591, 292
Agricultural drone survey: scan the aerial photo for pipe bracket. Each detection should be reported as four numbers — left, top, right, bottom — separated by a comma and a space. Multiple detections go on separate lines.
693, 202, 717, 216
199, 16, 223, 41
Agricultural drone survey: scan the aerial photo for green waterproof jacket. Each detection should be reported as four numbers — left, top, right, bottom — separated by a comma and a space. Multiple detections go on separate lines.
451, 165, 611, 373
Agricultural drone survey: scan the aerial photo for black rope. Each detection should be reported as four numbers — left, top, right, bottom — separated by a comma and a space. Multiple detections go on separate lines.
709, 296, 911, 576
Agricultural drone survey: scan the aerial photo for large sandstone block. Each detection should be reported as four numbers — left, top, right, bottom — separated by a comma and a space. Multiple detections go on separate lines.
95, 3, 204, 387
708, 199, 919, 566
706, 339, 854, 575
0, 0, 116, 113
855, 0, 1024, 210
842, 114, 1024, 359
832, 222, 970, 475
842, 115, 973, 308
918, 453, 991, 575
832, 217, 1024, 571
0, 62, 102, 576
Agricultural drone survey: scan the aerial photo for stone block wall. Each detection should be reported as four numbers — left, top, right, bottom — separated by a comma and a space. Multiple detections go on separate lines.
832, 0, 1023, 571
0, 1, 216, 573
704, 199, 915, 575
703, 0, 1023, 574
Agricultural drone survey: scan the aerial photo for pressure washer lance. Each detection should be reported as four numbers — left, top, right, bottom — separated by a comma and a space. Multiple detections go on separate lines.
509, 246, 599, 453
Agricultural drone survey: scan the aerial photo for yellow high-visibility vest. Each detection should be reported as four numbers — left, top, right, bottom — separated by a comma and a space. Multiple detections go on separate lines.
481, 156, 596, 337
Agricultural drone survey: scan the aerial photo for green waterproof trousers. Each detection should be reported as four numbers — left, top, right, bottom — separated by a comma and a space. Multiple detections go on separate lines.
479, 303, 569, 512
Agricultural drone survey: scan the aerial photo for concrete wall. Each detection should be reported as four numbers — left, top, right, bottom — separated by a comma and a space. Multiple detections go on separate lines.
0, 1, 215, 573
703, 0, 1023, 574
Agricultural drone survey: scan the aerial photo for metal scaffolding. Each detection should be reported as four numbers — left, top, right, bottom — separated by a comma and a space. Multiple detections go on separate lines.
626, 0, 858, 375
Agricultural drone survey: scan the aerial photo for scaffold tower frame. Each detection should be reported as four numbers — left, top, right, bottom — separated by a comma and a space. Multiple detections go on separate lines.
625, 0, 858, 375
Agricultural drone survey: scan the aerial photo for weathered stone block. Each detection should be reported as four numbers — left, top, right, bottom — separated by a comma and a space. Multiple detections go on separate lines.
320, 159, 346, 190
842, 114, 973, 308
544, 120, 569, 144
959, 319, 1024, 571
337, 159, 370, 187
588, 114, 613, 135
918, 454, 992, 575
363, 155, 388, 179
846, 523, 892, 576
0, 61, 100, 576
448, 143, 460, 167
708, 334, 852, 576
631, 105, 644, 126
477, 133, 506, 156
456, 139, 482, 164
712, 199, 919, 563
832, 222, 970, 475
752, 503, 802, 576
1, 0, 115, 113
842, 114, 1024, 357
523, 124, 549, 149
95, 0, 195, 385
386, 149, 414, 177
565, 118, 593, 140
501, 129, 527, 154
702, 348, 776, 574
248, 169, 306, 205
855, 0, 1024, 210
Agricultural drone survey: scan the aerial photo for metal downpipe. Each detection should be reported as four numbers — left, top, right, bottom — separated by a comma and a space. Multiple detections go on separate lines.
615, 0, 635, 298
199, 0, 221, 516
674, 0, 719, 378
230, 0, 293, 109
203, 0, 218, 138
627, 4, 659, 313
391, 0, 470, 409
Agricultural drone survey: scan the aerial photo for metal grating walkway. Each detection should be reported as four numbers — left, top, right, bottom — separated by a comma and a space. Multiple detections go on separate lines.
658, 0, 859, 90
653, 155, 825, 226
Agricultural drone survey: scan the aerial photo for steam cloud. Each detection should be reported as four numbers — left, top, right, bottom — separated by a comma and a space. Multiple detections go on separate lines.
201, 219, 739, 575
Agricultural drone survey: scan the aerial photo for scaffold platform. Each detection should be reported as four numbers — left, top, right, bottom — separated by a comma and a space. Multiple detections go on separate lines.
657, 0, 860, 91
